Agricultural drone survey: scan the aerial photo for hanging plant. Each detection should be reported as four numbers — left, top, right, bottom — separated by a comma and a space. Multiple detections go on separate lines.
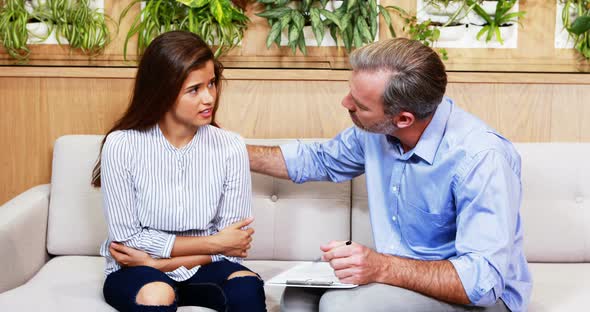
120, 0, 249, 60
0, 0, 32, 62
560, 0, 590, 59
256, 0, 398, 55
38, 0, 115, 55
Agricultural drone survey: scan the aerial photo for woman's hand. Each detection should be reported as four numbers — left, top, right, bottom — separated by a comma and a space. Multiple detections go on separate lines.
213, 217, 255, 258
109, 242, 156, 268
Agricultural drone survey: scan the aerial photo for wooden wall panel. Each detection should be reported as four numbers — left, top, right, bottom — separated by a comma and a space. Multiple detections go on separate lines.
0, 69, 589, 205
218, 80, 351, 138
0, 78, 48, 205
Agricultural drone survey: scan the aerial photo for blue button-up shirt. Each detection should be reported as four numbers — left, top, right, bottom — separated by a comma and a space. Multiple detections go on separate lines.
280, 98, 532, 312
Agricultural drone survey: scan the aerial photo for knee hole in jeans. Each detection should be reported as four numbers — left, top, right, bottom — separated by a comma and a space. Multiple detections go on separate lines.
227, 270, 261, 280
135, 281, 176, 306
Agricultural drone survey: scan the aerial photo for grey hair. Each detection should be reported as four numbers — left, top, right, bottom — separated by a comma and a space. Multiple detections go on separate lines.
349, 38, 447, 119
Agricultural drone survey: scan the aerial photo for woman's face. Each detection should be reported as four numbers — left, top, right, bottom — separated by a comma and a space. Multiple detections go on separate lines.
167, 60, 217, 130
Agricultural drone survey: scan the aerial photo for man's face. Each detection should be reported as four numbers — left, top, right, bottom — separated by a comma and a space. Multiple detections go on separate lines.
341, 70, 397, 135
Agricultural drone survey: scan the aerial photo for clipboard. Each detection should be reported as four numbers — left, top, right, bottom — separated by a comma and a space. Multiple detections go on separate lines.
266, 262, 358, 289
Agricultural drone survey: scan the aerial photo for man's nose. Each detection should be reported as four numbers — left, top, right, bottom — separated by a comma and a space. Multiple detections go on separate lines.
341, 95, 355, 111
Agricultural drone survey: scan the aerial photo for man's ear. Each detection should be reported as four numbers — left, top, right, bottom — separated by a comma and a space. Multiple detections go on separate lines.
392, 112, 415, 129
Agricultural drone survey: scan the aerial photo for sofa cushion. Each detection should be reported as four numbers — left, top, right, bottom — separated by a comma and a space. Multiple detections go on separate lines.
528, 263, 590, 311
47, 136, 351, 261
48, 135, 106, 256
0, 256, 303, 312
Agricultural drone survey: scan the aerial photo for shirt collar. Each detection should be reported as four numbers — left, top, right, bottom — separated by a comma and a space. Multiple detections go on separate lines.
408, 97, 452, 165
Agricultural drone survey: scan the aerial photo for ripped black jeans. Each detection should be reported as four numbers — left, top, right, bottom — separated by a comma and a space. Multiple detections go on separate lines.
103, 260, 266, 312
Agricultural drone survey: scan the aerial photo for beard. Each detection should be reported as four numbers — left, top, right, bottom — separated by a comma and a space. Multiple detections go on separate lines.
349, 111, 398, 135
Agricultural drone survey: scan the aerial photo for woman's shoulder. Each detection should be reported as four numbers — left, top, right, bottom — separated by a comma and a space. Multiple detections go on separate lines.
204, 125, 245, 147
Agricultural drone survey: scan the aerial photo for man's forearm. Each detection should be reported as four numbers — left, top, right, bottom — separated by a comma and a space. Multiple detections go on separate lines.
153, 255, 212, 272
379, 255, 470, 305
246, 145, 290, 179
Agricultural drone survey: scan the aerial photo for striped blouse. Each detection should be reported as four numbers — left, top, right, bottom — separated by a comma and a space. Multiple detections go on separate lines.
99, 124, 252, 281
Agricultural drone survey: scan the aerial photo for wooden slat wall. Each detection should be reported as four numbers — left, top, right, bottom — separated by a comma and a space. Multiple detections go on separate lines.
1, 68, 589, 204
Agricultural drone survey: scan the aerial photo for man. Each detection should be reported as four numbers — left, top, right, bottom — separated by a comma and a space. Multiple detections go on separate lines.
247, 38, 531, 312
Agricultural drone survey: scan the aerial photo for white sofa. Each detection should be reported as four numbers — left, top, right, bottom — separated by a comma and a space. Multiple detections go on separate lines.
0, 136, 589, 311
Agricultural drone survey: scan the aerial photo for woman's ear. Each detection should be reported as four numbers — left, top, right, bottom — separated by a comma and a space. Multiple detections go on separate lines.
392, 111, 415, 129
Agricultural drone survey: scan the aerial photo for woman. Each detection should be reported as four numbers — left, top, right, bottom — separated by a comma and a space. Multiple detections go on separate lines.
91, 31, 266, 312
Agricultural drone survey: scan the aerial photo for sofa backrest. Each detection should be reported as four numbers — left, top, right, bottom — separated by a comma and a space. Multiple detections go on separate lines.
351, 143, 590, 263
516, 143, 590, 262
47, 136, 351, 261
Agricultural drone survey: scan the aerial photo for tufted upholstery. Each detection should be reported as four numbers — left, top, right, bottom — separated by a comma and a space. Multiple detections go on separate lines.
1, 136, 589, 311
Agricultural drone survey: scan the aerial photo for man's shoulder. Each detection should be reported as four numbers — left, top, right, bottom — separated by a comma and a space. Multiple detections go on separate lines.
444, 105, 519, 163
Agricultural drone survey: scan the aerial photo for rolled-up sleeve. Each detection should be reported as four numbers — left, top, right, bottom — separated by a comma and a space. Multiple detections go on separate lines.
449, 150, 521, 306
279, 127, 366, 183
102, 131, 175, 258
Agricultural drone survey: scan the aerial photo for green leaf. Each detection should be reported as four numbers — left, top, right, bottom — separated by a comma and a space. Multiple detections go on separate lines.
279, 10, 292, 30
210, 0, 232, 25
369, 10, 377, 39
357, 18, 372, 43
302, 0, 312, 11
320, 9, 342, 30
291, 10, 305, 31
379, 5, 396, 38
494, 26, 504, 45
347, 0, 357, 11
569, 16, 590, 35
256, 7, 292, 19
266, 21, 282, 48
288, 24, 300, 45
369, 0, 377, 14
176, 0, 209, 8
353, 26, 362, 48
257, 0, 277, 3
340, 13, 351, 34
310, 8, 324, 46
298, 32, 307, 55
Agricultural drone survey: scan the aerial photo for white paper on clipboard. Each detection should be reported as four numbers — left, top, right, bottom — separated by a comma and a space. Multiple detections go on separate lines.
266, 262, 358, 289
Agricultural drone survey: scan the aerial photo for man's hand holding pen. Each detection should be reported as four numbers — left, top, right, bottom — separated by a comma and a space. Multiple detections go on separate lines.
321, 240, 389, 286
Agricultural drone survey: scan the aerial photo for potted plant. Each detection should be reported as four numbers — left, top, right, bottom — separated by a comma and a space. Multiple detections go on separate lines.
560, 0, 590, 59
0, 0, 32, 62
35, 0, 114, 55
120, 0, 249, 60
465, 0, 524, 44
256, 0, 397, 55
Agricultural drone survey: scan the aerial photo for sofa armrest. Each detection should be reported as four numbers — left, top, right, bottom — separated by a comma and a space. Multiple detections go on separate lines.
0, 185, 50, 293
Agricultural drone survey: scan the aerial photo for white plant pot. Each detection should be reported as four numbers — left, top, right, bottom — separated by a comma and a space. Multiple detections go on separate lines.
431, 23, 467, 42
26, 22, 64, 44
25, 0, 104, 45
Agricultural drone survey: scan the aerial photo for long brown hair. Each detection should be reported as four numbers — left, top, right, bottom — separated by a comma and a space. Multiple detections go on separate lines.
91, 31, 224, 187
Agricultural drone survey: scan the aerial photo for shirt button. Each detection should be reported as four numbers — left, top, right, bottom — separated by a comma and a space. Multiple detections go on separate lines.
391, 215, 397, 222
392, 186, 398, 192
270, 195, 278, 202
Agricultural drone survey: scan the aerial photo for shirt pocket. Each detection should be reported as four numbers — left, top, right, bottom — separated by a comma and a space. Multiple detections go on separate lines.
398, 201, 456, 254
